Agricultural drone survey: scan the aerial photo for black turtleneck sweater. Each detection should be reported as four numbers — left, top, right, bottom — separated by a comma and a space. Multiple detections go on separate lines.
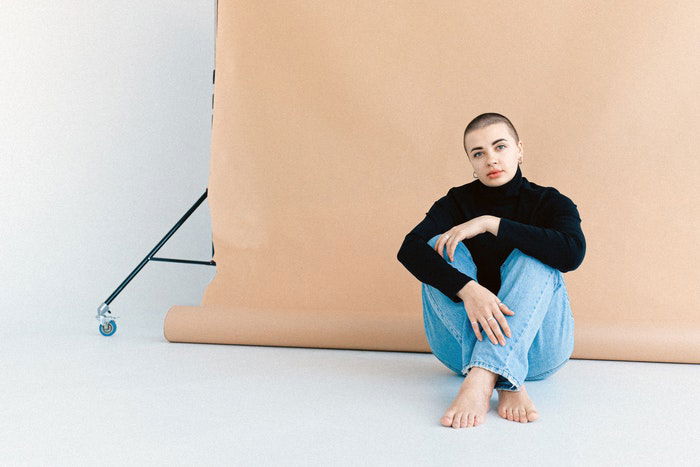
396, 166, 586, 303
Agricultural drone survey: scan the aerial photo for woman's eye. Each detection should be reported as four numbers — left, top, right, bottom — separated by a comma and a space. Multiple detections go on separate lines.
473, 145, 505, 157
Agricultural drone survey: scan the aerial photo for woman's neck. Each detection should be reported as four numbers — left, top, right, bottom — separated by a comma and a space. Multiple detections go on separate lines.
474, 165, 524, 201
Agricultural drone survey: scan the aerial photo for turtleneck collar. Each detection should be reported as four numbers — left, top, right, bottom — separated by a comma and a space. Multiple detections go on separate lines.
474, 165, 524, 201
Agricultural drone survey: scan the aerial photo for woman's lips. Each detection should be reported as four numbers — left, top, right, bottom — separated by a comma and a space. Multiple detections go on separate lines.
487, 170, 504, 178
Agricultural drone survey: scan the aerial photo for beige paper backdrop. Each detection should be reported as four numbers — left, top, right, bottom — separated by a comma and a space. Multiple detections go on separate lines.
164, 0, 700, 364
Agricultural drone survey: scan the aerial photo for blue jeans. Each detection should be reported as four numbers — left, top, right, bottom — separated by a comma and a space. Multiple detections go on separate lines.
422, 234, 575, 391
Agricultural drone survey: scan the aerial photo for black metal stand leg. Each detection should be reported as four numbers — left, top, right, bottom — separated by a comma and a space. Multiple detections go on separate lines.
96, 188, 216, 334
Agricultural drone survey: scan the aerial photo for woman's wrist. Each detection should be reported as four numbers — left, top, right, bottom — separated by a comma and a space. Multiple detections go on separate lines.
456, 280, 477, 299
483, 215, 501, 236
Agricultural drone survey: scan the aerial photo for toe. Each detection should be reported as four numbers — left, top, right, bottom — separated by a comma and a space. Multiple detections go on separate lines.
440, 411, 455, 427
518, 408, 527, 423
467, 413, 475, 427
527, 409, 540, 422
452, 412, 462, 429
506, 408, 514, 421
460, 415, 468, 428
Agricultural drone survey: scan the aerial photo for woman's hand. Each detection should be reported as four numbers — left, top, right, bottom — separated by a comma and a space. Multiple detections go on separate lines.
433, 215, 498, 263
458, 282, 515, 346
431, 214, 512, 345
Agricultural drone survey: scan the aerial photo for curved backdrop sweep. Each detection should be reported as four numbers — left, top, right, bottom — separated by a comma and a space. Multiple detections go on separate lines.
164, 0, 700, 364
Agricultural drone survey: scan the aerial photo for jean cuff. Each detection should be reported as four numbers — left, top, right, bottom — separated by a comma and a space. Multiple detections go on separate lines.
462, 361, 521, 391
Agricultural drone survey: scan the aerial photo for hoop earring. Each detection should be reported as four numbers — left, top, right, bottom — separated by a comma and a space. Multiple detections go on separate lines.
473, 172, 478, 178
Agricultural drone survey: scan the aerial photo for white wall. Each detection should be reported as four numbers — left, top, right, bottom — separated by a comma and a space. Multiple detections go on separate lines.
0, 1, 217, 335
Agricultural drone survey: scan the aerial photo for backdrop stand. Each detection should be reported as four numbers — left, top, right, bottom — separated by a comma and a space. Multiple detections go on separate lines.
95, 188, 216, 336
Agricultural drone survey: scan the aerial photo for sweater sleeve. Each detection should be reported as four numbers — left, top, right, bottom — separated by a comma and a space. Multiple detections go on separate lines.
396, 195, 474, 303
495, 191, 586, 272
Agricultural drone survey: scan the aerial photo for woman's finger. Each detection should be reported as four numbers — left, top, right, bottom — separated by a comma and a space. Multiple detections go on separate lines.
437, 233, 453, 261
448, 234, 462, 262
433, 237, 442, 255
499, 302, 515, 315
435, 234, 448, 258
444, 235, 454, 261
448, 240, 458, 262
492, 306, 512, 339
486, 312, 506, 345
469, 316, 482, 341
479, 317, 498, 345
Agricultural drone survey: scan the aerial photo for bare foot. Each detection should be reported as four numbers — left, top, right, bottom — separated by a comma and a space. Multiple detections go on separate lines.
497, 384, 540, 423
440, 367, 497, 428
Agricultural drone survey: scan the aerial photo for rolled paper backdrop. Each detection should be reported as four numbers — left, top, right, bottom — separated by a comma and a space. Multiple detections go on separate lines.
164, 0, 700, 364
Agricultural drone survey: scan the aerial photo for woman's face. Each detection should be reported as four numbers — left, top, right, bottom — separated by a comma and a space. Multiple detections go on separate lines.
464, 122, 524, 187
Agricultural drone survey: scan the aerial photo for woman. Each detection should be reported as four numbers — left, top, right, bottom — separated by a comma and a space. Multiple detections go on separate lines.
396, 113, 586, 429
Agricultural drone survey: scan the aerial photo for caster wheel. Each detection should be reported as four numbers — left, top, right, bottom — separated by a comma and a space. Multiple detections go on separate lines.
99, 320, 117, 336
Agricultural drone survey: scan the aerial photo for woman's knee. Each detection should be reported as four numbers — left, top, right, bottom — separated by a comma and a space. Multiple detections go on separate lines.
427, 234, 441, 248
501, 248, 561, 282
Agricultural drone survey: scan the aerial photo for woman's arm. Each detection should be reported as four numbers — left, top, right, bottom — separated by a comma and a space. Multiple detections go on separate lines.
397, 195, 475, 303
490, 193, 586, 272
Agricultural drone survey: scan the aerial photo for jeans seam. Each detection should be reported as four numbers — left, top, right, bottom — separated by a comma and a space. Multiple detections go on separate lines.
500, 268, 556, 371
561, 283, 574, 319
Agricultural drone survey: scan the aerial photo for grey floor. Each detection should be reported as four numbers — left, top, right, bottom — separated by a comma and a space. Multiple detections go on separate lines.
3, 310, 698, 467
